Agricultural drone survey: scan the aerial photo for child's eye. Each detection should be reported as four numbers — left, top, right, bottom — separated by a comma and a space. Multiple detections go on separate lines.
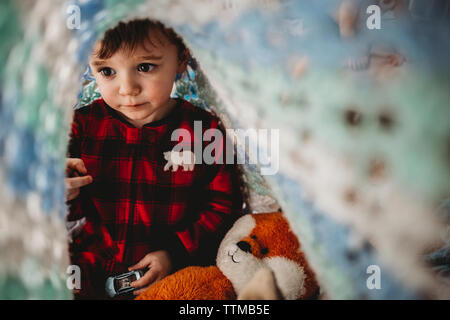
99, 67, 115, 77
137, 63, 155, 73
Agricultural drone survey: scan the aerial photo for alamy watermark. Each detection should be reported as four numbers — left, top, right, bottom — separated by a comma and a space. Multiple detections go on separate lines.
66, 3, 384, 31
169, 121, 280, 176
66, 4, 81, 30
366, 265, 382, 290
66, 265, 81, 290
366, 5, 382, 30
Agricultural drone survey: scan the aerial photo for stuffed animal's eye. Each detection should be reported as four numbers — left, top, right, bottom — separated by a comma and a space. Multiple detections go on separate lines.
261, 247, 269, 255
251, 235, 257, 240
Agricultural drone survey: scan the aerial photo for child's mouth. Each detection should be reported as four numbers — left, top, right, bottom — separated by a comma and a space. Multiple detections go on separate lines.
123, 102, 146, 107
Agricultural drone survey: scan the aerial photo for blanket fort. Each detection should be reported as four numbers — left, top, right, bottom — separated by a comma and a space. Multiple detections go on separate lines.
0, 0, 449, 299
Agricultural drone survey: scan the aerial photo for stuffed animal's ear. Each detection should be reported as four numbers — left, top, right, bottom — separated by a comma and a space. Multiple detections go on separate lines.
237, 268, 282, 300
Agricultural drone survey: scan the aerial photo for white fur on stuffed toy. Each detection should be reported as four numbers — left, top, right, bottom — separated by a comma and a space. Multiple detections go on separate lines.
136, 212, 319, 300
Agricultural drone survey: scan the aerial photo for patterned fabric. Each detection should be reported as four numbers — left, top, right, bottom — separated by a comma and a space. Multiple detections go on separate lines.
67, 98, 243, 299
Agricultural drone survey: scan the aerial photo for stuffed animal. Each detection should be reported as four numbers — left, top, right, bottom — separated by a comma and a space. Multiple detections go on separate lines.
136, 212, 319, 300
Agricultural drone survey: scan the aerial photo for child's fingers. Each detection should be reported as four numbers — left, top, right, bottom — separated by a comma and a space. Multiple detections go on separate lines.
132, 286, 150, 297
131, 269, 157, 292
65, 175, 93, 189
129, 253, 154, 271
67, 158, 88, 175
66, 188, 80, 201
74, 161, 88, 175
128, 260, 146, 272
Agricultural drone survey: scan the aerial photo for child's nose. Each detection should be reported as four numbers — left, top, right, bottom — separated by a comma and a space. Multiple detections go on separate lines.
119, 75, 141, 96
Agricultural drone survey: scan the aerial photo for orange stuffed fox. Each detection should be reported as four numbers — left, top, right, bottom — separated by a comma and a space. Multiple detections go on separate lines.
136, 212, 319, 300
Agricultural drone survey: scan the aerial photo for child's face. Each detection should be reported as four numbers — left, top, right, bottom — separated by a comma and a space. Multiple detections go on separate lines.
89, 30, 187, 125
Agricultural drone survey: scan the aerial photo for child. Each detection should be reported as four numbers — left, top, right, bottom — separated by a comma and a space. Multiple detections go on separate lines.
66, 19, 243, 299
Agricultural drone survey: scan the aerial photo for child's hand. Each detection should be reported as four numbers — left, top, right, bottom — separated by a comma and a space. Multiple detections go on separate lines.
129, 250, 172, 296
65, 158, 93, 201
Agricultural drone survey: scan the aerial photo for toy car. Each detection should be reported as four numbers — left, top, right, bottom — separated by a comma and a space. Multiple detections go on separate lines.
105, 269, 147, 298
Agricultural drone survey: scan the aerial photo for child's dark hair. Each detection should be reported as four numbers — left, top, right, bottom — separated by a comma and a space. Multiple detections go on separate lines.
95, 19, 189, 62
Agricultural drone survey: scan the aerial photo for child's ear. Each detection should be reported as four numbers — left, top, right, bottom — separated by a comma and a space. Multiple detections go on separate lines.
176, 49, 190, 74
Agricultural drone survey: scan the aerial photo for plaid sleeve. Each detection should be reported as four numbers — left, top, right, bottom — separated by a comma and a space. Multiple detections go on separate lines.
66, 108, 92, 223
67, 108, 84, 159
66, 108, 87, 223
170, 118, 243, 268
66, 108, 119, 299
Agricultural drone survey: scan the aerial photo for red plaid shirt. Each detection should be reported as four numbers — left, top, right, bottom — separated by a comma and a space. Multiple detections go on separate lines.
67, 98, 243, 299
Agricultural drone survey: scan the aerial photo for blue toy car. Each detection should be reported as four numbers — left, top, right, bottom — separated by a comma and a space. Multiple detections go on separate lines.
105, 269, 147, 298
